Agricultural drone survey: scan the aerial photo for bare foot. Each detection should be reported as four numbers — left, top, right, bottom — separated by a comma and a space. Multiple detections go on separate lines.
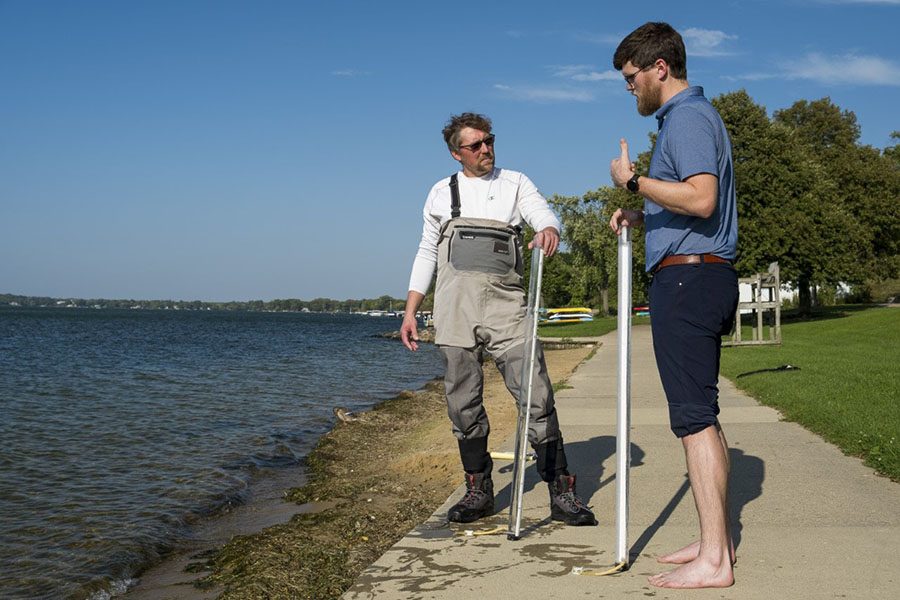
648, 557, 734, 589
657, 540, 736, 565
658, 540, 701, 564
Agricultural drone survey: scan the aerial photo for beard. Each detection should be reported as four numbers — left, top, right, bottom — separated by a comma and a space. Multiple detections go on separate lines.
471, 154, 494, 177
636, 85, 663, 117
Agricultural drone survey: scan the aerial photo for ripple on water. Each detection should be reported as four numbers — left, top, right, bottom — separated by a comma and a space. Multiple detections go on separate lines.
0, 308, 441, 599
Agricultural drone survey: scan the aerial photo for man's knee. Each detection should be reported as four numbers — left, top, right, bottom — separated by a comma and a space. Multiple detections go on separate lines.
441, 346, 483, 393
668, 405, 719, 438
441, 345, 490, 439
495, 342, 554, 404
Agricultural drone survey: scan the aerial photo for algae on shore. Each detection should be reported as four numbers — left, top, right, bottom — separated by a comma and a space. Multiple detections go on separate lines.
195, 347, 593, 599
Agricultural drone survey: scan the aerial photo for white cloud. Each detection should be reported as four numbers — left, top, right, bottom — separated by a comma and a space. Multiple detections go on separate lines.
815, 0, 900, 4
331, 69, 369, 77
551, 64, 621, 82
786, 52, 900, 85
723, 72, 778, 82
573, 71, 621, 82
726, 52, 900, 86
572, 31, 622, 45
551, 64, 595, 78
682, 28, 738, 57
493, 84, 594, 103
570, 27, 738, 56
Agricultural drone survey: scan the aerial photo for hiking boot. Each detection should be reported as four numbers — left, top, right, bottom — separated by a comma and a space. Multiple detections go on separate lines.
549, 474, 597, 526
448, 472, 494, 523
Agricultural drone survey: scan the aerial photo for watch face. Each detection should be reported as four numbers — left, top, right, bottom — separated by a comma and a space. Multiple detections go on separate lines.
627, 175, 639, 192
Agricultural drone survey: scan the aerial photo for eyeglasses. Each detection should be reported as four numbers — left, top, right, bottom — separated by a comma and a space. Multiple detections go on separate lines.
458, 134, 495, 153
623, 64, 654, 86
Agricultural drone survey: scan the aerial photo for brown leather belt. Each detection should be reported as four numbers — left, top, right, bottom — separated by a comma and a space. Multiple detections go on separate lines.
653, 253, 731, 273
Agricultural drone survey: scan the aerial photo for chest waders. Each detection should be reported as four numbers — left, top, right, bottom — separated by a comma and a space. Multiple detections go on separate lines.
434, 175, 541, 470
433, 174, 526, 352
438, 174, 598, 530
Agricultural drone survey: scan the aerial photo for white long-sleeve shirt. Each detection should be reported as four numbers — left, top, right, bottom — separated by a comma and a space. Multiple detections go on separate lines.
407, 167, 562, 294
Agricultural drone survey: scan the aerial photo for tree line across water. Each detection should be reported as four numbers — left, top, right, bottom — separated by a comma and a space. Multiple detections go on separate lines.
0, 293, 408, 314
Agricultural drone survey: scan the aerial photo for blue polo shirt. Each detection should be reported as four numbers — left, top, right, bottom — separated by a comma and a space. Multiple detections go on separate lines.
644, 86, 737, 272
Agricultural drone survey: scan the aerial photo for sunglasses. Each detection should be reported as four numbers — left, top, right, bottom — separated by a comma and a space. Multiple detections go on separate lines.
458, 134, 495, 153
623, 64, 655, 86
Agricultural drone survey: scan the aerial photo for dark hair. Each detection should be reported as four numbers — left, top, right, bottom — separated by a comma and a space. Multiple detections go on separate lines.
613, 22, 687, 80
442, 113, 492, 151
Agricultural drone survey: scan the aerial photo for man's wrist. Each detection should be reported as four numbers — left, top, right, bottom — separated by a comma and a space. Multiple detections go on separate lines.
626, 174, 641, 193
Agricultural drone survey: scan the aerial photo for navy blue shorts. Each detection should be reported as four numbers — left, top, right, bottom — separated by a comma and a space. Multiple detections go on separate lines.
649, 263, 739, 438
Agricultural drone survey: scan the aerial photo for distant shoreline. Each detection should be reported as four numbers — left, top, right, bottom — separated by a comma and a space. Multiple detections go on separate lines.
1, 293, 413, 314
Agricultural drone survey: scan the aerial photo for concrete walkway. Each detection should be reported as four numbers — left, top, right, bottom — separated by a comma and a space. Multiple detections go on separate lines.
344, 326, 900, 599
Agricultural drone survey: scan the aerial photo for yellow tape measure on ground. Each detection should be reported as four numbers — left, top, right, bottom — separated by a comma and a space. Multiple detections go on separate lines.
571, 562, 628, 576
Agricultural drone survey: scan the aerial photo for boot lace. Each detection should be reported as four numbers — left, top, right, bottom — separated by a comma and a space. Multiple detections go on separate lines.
555, 490, 590, 513
458, 488, 488, 508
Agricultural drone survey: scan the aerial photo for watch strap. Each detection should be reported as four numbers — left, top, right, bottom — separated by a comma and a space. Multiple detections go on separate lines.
626, 174, 640, 192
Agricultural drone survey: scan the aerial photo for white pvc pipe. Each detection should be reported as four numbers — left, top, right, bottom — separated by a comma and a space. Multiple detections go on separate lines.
508, 246, 544, 540
616, 226, 632, 566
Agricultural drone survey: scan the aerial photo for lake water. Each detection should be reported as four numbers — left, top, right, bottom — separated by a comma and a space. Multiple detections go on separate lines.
0, 307, 442, 599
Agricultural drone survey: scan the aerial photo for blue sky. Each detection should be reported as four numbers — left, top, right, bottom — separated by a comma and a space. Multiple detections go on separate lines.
2, 0, 898, 302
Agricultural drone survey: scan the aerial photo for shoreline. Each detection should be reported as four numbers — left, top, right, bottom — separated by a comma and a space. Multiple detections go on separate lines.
124, 465, 313, 599
124, 345, 595, 599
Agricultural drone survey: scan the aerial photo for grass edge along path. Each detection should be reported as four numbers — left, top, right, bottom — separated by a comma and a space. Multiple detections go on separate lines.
719, 305, 898, 481
538, 314, 650, 338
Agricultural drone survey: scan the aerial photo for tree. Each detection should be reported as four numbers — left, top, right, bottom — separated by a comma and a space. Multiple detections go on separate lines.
541, 252, 576, 308
885, 131, 900, 166
713, 91, 872, 313
550, 193, 614, 313
520, 223, 574, 309
550, 184, 648, 315
774, 98, 900, 289
774, 97, 860, 151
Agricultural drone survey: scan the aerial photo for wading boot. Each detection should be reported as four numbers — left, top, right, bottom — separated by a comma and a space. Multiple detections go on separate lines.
447, 472, 494, 523
549, 473, 597, 526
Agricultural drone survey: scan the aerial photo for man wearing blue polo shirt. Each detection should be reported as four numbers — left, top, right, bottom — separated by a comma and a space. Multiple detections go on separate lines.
608, 22, 738, 589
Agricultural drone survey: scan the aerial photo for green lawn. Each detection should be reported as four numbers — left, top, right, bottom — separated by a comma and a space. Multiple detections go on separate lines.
538, 315, 650, 338
719, 306, 899, 481
541, 306, 900, 481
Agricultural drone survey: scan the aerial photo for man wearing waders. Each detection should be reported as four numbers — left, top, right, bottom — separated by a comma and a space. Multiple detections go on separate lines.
400, 113, 596, 527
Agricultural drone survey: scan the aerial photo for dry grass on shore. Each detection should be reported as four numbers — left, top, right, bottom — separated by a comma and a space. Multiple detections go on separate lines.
192, 346, 594, 599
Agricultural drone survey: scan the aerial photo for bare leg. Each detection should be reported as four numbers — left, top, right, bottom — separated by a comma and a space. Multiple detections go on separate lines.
657, 424, 735, 565
649, 423, 734, 589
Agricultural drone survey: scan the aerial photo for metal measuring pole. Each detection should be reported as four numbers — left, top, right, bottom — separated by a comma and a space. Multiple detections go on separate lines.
508, 246, 545, 541
615, 226, 633, 567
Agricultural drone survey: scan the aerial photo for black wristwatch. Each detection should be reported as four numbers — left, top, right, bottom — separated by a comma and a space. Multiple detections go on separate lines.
626, 173, 641, 193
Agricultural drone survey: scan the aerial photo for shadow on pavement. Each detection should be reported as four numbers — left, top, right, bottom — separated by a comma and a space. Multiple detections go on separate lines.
628, 446, 765, 562
495, 436, 646, 514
